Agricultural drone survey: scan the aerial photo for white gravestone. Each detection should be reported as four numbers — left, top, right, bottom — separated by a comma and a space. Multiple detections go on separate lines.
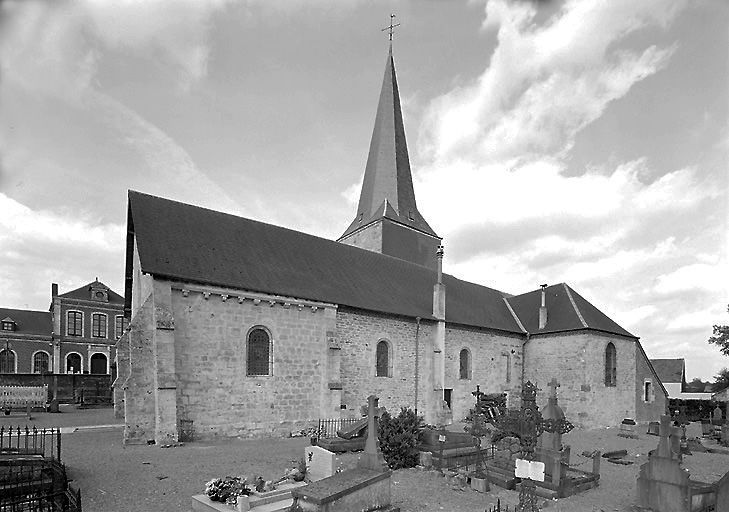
515, 459, 545, 482
304, 445, 346, 482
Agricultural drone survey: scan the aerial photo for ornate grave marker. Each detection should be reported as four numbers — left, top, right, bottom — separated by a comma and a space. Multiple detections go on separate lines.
493, 380, 574, 512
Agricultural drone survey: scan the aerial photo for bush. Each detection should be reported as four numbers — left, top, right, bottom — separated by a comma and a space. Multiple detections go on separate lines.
377, 407, 423, 469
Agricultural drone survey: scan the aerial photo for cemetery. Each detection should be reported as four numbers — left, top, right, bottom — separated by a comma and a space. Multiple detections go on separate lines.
0, 389, 728, 512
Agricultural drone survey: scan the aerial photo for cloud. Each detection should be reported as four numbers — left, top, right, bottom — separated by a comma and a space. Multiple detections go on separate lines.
418, 0, 683, 163
0, 194, 126, 308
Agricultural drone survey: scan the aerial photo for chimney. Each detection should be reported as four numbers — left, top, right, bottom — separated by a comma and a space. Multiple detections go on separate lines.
432, 246, 446, 320
539, 283, 548, 329
51, 283, 58, 298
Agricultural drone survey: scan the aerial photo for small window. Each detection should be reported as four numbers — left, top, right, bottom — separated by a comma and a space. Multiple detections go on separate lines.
66, 353, 82, 374
67, 311, 83, 336
644, 381, 653, 402
1, 321, 14, 331
502, 353, 511, 383
459, 348, 471, 380
92, 313, 107, 338
376, 340, 391, 377
605, 342, 617, 387
90, 353, 107, 374
115, 315, 126, 339
0, 349, 16, 374
247, 328, 272, 376
33, 352, 49, 374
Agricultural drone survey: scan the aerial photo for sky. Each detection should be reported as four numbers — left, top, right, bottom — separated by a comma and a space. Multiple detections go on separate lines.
1, 0, 727, 381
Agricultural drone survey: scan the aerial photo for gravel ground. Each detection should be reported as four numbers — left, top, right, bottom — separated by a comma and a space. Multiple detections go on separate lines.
3, 409, 728, 512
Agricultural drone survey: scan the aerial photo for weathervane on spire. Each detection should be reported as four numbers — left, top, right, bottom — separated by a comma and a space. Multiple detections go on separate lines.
381, 14, 400, 41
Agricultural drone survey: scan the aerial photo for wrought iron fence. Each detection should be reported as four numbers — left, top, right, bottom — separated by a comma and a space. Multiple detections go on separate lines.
316, 417, 361, 439
0, 461, 81, 512
485, 499, 513, 512
0, 427, 61, 461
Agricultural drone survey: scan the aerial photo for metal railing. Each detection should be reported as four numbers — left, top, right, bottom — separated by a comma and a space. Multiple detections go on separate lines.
0, 463, 81, 512
316, 417, 361, 439
0, 427, 61, 461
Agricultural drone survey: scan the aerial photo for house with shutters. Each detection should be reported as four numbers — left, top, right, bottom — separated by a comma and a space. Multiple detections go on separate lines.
116, 46, 667, 444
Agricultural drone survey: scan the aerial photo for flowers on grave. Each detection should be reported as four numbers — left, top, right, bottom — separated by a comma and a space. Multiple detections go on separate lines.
290, 426, 326, 438
204, 476, 251, 505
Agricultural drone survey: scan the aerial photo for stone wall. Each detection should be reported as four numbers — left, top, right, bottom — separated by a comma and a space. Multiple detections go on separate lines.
337, 307, 434, 418
113, 330, 129, 418
444, 325, 523, 422
635, 343, 667, 422
523, 331, 637, 428
338, 221, 382, 254
171, 285, 338, 439
123, 294, 156, 444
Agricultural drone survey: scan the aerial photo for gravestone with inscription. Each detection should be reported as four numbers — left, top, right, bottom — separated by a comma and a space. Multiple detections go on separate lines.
305, 446, 347, 482
289, 394, 399, 512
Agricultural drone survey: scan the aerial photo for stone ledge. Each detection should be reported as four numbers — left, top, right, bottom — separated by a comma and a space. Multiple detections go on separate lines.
290, 468, 389, 505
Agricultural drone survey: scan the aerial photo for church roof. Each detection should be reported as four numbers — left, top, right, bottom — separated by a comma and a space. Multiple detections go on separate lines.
0, 308, 51, 337
126, 191, 520, 333
60, 280, 125, 304
649, 358, 685, 384
339, 47, 438, 240
506, 283, 636, 338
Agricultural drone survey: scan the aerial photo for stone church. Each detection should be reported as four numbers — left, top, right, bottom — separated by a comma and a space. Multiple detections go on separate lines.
115, 47, 667, 444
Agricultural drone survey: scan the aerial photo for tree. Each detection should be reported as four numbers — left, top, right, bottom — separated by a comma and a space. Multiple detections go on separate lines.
707, 304, 729, 356
714, 367, 729, 391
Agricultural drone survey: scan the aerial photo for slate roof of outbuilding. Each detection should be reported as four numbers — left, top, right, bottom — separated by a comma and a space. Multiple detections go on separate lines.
0, 308, 52, 337
505, 283, 636, 338
60, 281, 124, 304
649, 358, 685, 384
127, 191, 521, 333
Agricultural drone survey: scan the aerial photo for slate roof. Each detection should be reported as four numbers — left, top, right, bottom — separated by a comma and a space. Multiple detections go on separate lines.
126, 191, 519, 333
0, 308, 51, 337
506, 283, 636, 338
650, 358, 685, 384
340, 47, 438, 240
60, 281, 124, 304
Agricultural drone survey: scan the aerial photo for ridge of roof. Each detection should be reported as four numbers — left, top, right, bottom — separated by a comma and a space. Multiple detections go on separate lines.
127, 190, 522, 334
506, 283, 636, 338
59, 280, 124, 304
339, 47, 438, 240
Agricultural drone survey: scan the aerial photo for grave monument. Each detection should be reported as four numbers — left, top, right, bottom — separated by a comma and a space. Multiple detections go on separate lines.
289, 395, 399, 512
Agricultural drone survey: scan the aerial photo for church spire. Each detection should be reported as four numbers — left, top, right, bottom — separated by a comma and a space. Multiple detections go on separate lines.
338, 45, 441, 269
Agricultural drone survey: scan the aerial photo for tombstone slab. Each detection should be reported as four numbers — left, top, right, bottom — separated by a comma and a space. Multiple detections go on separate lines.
305, 446, 342, 482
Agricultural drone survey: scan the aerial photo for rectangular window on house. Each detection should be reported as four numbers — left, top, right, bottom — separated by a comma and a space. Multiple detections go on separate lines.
644, 381, 652, 402
67, 311, 82, 336
115, 315, 125, 339
92, 313, 107, 338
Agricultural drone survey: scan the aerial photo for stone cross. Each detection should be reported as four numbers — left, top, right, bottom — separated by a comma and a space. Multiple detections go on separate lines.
358, 395, 388, 472
547, 378, 560, 400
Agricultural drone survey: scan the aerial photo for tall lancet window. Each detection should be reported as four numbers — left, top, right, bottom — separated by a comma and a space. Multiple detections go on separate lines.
459, 349, 471, 380
376, 340, 391, 377
605, 342, 617, 387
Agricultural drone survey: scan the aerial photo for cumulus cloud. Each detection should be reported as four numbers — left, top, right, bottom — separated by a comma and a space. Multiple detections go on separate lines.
418, 0, 684, 163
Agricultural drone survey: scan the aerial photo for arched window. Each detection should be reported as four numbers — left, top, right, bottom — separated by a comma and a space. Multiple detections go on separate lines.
33, 351, 49, 374
67, 353, 82, 374
247, 327, 271, 376
90, 353, 108, 374
605, 342, 617, 387
459, 348, 471, 380
376, 340, 391, 377
0, 349, 16, 373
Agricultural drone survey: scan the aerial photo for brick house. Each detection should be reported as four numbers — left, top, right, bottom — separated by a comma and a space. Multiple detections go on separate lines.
0, 280, 124, 376
116, 47, 667, 444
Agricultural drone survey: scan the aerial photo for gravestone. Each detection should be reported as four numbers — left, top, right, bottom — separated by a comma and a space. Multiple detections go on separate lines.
305, 446, 346, 482
289, 395, 399, 512
535, 379, 571, 484
713, 406, 723, 423
684, 421, 703, 440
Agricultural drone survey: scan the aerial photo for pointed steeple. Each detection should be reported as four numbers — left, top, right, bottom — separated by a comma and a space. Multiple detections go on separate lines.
338, 46, 440, 268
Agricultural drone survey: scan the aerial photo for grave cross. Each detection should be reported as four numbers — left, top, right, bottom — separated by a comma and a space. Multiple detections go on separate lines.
493, 381, 574, 512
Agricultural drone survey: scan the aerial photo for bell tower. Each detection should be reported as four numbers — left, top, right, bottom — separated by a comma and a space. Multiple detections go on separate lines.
338, 46, 441, 269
